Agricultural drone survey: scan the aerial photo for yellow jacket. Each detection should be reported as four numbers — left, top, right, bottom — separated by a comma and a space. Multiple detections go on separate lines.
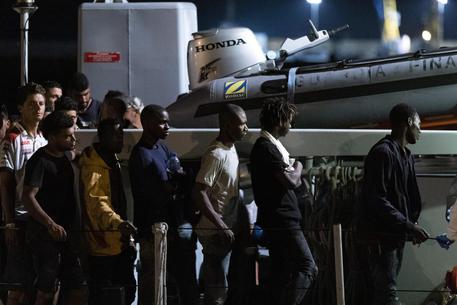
79, 146, 124, 256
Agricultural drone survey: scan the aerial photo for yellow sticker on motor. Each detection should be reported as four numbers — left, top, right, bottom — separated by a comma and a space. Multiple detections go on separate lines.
224, 80, 247, 99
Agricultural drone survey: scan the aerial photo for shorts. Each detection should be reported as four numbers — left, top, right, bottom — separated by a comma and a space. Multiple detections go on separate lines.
27, 224, 86, 293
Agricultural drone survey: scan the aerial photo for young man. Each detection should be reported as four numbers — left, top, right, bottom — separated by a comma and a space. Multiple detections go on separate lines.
42, 80, 63, 116
22, 111, 86, 305
100, 90, 128, 123
357, 103, 429, 305
67, 72, 101, 129
129, 105, 198, 305
192, 104, 248, 305
249, 97, 317, 305
79, 119, 137, 305
54, 96, 79, 126
0, 83, 48, 305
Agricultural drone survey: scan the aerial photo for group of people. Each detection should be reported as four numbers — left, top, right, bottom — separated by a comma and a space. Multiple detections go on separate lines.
0, 73, 452, 305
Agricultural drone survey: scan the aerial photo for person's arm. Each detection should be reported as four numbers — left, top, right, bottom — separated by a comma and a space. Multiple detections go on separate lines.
22, 185, 66, 241
258, 141, 302, 189
274, 160, 303, 189
81, 166, 134, 234
192, 151, 234, 241
0, 169, 16, 225
0, 169, 18, 246
192, 183, 229, 230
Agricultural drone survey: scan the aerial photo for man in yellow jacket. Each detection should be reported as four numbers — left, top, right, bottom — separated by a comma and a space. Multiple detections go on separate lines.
79, 118, 137, 305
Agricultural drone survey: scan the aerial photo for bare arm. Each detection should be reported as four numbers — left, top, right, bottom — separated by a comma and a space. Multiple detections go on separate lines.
0, 169, 16, 224
192, 182, 234, 242
274, 160, 303, 189
192, 182, 228, 230
0, 169, 19, 246
22, 185, 66, 241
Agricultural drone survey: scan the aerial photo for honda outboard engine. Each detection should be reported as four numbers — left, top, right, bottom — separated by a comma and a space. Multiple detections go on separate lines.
187, 28, 265, 90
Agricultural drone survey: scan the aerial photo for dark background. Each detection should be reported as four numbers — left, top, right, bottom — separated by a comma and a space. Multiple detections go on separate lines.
1, 0, 456, 112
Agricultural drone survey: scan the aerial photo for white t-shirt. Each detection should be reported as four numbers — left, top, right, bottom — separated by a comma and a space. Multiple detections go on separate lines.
195, 140, 239, 236
0, 122, 47, 218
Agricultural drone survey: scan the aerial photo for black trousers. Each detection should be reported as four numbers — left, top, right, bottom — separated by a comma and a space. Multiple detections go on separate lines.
267, 227, 318, 305
87, 247, 137, 305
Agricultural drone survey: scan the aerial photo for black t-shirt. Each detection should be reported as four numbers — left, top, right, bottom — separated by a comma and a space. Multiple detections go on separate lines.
250, 137, 301, 228
24, 147, 76, 229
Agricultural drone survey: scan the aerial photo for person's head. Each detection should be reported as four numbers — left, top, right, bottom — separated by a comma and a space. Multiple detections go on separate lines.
40, 111, 76, 152
42, 80, 63, 111
54, 96, 79, 125
0, 104, 10, 140
97, 118, 124, 154
141, 105, 170, 140
124, 96, 144, 128
259, 96, 298, 137
68, 72, 92, 112
100, 97, 128, 122
389, 103, 421, 144
17, 82, 46, 124
218, 104, 248, 142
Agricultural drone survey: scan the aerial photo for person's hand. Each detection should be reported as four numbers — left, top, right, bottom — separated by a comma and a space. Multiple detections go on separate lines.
293, 160, 303, 171
219, 226, 235, 244
409, 224, 429, 245
47, 222, 67, 241
119, 221, 137, 237
437, 233, 454, 249
4, 224, 18, 248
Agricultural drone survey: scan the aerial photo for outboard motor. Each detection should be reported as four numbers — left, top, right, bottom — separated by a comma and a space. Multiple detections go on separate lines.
187, 28, 265, 90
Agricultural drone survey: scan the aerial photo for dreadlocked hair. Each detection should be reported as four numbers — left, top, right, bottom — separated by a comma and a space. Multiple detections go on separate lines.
259, 96, 298, 130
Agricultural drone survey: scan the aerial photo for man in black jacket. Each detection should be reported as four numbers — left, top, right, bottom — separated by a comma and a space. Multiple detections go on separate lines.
358, 103, 429, 305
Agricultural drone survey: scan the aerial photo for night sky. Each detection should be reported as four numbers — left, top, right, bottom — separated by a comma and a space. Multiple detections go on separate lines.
1, 0, 456, 107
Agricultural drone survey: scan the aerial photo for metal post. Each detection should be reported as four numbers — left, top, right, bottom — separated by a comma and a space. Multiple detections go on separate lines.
333, 224, 345, 305
13, 0, 38, 86
153, 223, 168, 305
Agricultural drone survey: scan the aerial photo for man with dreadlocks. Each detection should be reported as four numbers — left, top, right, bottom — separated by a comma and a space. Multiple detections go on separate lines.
250, 96, 317, 305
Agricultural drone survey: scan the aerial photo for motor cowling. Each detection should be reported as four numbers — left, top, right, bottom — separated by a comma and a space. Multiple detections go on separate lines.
187, 27, 265, 90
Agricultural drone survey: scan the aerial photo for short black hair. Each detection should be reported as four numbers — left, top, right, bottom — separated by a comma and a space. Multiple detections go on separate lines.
218, 104, 245, 127
68, 72, 89, 92
1, 104, 8, 120
141, 104, 165, 126
42, 80, 62, 91
54, 96, 78, 112
259, 96, 297, 131
40, 111, 74, 139
16, 82, 46, 106
389, 103, 417, 129
104, 90, 127, 102
97, 118, 122, 141
0, 104, 8, 129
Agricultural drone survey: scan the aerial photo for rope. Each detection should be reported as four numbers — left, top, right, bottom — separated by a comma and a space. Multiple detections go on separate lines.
153, 222, 168, 305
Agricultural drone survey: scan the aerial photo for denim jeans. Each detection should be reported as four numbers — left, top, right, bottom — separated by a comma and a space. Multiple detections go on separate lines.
138, 222, 198, 305
367, 245, 404, 305
267, 227, 318, 305
198, 233, 233, 305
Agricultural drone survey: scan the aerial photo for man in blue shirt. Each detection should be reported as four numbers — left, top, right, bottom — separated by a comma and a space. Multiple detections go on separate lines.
129, 105, 198, 305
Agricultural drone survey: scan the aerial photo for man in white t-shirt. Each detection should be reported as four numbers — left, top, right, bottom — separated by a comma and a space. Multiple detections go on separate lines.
0, 83, 47, 305
192, 104, 248, 305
